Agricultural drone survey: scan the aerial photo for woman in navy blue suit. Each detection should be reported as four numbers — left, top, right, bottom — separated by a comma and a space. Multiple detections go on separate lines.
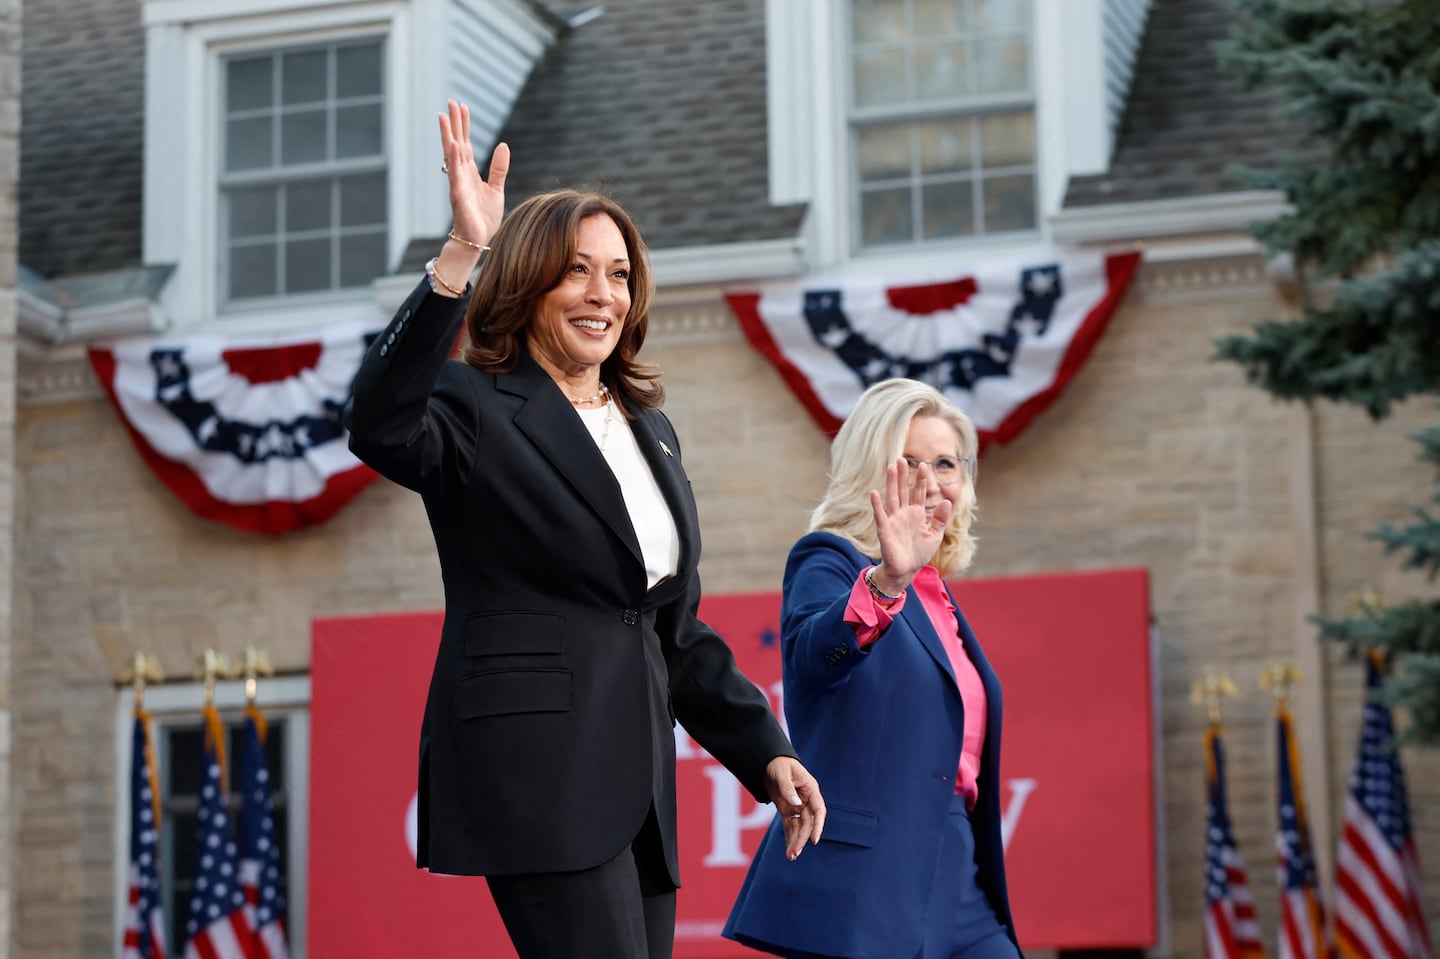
725, 378, 1021, 959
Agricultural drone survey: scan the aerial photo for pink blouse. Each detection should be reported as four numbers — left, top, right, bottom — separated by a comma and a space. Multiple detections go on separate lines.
844, 565, 987, 807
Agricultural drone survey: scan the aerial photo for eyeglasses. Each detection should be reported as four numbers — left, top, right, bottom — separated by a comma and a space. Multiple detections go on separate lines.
902, 455, 974, 486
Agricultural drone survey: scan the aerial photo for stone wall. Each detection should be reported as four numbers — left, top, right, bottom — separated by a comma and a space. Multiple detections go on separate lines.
11, 251, 1439, 955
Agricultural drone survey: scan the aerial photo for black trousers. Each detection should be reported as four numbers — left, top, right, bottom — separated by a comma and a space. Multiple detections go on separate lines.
486, 804, 677, 959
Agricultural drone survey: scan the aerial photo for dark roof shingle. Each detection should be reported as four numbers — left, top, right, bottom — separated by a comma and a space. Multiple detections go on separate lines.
495, 0, 805, 249
1064, 0, 1312, 207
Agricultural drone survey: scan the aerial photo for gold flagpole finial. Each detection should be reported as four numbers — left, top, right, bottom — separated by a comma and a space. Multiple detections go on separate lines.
235, 646, 275, 705
121, 652, 165, 708
1191, 669, 1238, 724
195, 649, 232, 707
1259, 658, 1304, 706
1345, 587, 1387, 617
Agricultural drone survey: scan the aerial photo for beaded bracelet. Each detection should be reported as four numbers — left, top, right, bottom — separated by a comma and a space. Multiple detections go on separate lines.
425, 257, 466, 297
865, 568, 903, 605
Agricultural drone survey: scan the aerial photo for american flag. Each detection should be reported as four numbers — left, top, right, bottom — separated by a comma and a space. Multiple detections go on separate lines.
122, 709, 167, 959
183, 705, 251, 959
1276, 707, 1332, 959
1205, 724, 1268, 959
1335, 657, 1433, 959
239, 706, 289, 959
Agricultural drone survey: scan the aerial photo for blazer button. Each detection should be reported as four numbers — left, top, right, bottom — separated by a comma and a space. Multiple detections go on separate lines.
378, 344, 389, 356
622, 609, 639, 625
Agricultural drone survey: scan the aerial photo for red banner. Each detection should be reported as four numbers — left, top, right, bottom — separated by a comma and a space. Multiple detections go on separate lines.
309, 568, 1155, 955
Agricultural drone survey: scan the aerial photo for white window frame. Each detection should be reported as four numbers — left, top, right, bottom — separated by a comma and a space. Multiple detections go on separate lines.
766, 0, 1114, 277
142, 0, 449, 334
113, 676, 312, 959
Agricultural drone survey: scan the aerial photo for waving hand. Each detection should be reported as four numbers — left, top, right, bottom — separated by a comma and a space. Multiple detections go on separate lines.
868, 458, 953, 597
438, 100, 509, 251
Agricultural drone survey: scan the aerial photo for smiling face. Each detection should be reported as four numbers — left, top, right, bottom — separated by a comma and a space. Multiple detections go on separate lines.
903, 414, 965, 521
527, 214, 632, 390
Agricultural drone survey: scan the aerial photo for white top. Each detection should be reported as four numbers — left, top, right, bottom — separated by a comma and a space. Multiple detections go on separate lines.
575, 402, 681, 589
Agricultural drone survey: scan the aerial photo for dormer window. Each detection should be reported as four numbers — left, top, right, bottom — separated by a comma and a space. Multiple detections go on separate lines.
219, 38, 387, 307
848, 0, 1036, 248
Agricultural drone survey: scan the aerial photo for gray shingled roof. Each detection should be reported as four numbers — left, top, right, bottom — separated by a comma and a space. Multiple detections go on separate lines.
20, 0, 147, 279
1064, 0, 1312, 207
493, 0, 806, 250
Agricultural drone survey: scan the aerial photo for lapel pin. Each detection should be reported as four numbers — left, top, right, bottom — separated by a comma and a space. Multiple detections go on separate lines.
659, 441, 673, 457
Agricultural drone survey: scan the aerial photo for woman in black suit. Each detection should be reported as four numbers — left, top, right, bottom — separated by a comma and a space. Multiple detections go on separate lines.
345, 100, 825, 959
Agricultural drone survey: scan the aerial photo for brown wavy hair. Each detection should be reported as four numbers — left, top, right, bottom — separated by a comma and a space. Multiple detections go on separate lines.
459, 189, 663, 413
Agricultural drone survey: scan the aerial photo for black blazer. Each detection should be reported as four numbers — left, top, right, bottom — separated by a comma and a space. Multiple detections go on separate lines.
345, 279, 795, 880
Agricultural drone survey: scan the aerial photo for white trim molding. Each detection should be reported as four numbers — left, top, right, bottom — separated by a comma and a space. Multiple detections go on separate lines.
1049, 190, 1292, 245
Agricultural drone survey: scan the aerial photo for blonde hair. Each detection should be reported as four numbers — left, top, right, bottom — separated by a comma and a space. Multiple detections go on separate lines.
809, 378, 980, 576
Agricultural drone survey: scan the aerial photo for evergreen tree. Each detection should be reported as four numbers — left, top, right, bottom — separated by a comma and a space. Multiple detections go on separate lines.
1214, 0, 1440, 743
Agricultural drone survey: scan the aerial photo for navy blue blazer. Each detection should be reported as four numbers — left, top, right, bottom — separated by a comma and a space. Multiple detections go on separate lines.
724, 531, 1018, 959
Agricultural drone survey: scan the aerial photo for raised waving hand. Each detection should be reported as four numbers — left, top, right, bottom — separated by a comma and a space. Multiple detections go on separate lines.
438, 99, 509, 253
868, 458, 953, 598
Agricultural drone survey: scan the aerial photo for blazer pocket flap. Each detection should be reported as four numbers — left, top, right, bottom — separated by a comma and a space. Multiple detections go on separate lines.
819, 803, 880, 848
458, 668, 573, 718
465, 611, 564, 657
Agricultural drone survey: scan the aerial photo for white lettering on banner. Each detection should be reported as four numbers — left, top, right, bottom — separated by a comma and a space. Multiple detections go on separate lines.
405, 791, 419, 860
701, 765, 776, 867
674, 725, 709, 760
1000, 778, 1036, 850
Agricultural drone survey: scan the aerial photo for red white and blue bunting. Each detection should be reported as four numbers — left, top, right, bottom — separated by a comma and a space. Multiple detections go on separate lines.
726, 250, 1141, 452
88, 323, 380, 536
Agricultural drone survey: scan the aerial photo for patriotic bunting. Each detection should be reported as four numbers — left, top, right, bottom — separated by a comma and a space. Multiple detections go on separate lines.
88, 324, 379, 536
726, 250, 1140, 449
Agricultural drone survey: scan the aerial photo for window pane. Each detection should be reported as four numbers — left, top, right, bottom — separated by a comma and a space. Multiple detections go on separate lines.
858, 124, 911, 179
227, 57, 273, 112
286, 180, 331, 233
853, 46, 907, 108
340, 172, 387, 226
166, 727, 204, 796
860, 185, 913, 245
975, 0, 1029, 33
976, 35, 1029, 94
981, 173, 1036, 232
336, 104, 382, 159
226, 117, 273, 171
915, 0, 967, 34
852, 0, 905, 44
919, 118, 973, 174
228, 186, 278, 239
337, 42, 382, 98
916, 41, 971, 100
231, 243, 278, 299
979, 112, 1033, 167
285, 237, 332, 293
340, 232, 387, 287
282, 49, 328, 105
281, 110, 328, 165
922, 179, 977, 239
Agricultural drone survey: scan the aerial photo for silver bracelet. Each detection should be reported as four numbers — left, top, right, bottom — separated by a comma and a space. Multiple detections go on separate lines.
865, 568, 902, 604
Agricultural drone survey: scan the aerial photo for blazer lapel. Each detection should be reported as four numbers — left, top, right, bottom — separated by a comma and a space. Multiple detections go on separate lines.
501, 355, 643, 566
629, 410, 697, 574
901, 594, 960, 694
